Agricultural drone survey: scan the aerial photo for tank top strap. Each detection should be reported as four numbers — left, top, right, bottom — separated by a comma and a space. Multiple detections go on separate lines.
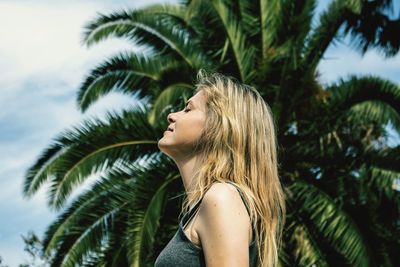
226, 181, 257, 241
226, 181, 251, 217
181, 182, 253, 230
181, 196, 204, 229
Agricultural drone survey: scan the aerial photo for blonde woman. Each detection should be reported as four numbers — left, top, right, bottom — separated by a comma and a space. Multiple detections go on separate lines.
155, 71, 286, 267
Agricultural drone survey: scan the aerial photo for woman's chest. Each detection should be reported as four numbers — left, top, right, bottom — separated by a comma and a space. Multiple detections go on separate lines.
182, 211, 202, 247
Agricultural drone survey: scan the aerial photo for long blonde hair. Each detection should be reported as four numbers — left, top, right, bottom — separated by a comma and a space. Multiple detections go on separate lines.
181, 70, 286, 267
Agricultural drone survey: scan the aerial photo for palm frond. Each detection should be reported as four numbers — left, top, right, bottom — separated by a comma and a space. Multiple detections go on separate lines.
82, 4, 185, 46
363, 165, 400, 200
326, 76, 400, 132
289, 181, 372, 266
209, 0, 256, 82
46, 176, 133, 267
364, 145, 400, 173
77, 52, 168, 112
78, 51, 196, 113
259, 0, 281, 57
24, 107, 159, 209
136, 4, 187, 25
125, 173, 180, 267
83, 8, 212, 70
272, 0, 318, 77
344, 0, 400, 57
303, 0, 363, 72
42, 162, 140, 257
58, 212, 114, 267
43, 154, 179, 266
288, 222, 329, 267
236, 0, 259, 38
343, 100, 400, 132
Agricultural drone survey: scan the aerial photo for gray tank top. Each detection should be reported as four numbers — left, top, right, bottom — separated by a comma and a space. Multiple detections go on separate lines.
154, 182, 258, 266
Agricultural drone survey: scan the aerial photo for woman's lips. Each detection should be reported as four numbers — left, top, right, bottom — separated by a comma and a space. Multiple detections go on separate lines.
164, 126, 173, 134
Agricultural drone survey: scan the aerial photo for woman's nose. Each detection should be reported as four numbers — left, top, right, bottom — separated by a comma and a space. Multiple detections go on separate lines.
167, 112, 176, 123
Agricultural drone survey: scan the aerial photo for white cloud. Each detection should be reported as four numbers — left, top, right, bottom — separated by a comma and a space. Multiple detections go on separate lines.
0, 0, 175, 84
318, 42, 400, 85
0, 0, 172, 90
0, 2, 90, 79
0, 245, 30, 267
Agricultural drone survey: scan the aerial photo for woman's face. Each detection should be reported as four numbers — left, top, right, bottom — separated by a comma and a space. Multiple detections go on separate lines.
158, 90, 207, 160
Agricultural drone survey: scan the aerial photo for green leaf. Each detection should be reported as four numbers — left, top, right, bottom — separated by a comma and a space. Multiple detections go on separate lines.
327, 76, 400, 132
125, 174, 180, 267
209, 0, 256, 82
24, 107, 159, 209
289, 181, 372, 266
83, 7, 212, 70
77, 52, 169, 112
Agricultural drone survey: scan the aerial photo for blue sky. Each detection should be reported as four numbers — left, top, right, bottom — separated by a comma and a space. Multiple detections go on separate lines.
0, 0, 399, 266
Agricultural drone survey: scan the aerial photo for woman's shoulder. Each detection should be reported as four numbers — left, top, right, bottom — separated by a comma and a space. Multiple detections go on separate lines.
197, 181, 252, 234
199, 182, 245, 209
195, 182, 254, 261
205, 181, 241, 198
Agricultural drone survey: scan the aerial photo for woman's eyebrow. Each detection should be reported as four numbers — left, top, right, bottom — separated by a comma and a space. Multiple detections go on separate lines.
185, 100, 195, 107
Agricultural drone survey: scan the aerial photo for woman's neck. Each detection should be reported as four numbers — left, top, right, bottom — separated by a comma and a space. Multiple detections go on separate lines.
175, 154, 202, 194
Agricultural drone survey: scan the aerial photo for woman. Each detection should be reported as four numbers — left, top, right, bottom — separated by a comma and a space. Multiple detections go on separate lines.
155, 71, 286, 267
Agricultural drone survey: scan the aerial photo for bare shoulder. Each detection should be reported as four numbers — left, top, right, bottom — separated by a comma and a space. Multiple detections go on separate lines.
204, 182, 241, 204
196, 182, 252, 266
198, 182, 250, 225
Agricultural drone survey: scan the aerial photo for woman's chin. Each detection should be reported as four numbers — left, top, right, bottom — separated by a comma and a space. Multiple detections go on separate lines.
158, 138, 172, 152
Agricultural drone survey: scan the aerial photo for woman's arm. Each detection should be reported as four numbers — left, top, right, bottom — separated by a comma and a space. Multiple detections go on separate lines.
197, 183, 252, 267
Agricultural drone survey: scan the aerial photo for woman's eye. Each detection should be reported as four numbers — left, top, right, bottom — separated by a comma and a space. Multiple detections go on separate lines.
182, 104, 190, 112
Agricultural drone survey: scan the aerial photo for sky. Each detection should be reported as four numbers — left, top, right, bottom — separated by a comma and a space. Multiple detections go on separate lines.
0, 0, 399, 266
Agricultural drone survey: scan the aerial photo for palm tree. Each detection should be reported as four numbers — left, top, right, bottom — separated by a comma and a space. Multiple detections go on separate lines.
23, 0, 400, 266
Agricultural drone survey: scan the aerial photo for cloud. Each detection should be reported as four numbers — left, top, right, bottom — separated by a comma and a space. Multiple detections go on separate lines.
318, 40, 400, 85
0, 0, 157, 88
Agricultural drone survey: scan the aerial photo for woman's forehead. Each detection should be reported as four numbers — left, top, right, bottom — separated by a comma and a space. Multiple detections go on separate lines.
188, 90, 207, 110
191, 90, 206, 102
